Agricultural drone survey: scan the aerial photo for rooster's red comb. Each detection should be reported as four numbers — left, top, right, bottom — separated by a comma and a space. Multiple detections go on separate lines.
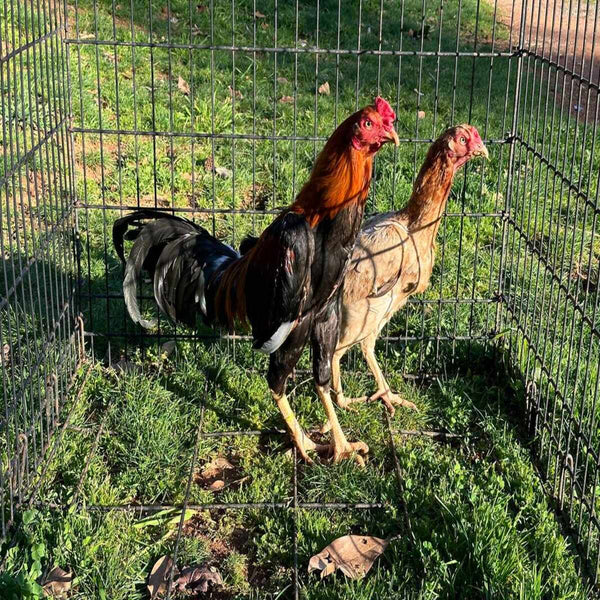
374, 96, 396, 130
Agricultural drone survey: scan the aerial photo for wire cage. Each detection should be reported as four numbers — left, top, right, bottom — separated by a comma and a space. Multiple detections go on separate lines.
1, 0, 599, 596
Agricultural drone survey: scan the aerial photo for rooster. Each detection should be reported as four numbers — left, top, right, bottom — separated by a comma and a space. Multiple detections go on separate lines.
113, 97, 399, 464
321, 124, 488, 426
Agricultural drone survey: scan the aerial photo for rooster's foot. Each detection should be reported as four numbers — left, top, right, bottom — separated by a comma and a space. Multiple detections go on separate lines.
334, 389, 417, 417
368, 389, 418, 416
315, 440, 369, 466
290, 434, 319, 464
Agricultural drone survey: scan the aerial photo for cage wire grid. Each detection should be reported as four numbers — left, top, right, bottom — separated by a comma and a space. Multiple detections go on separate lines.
0, 0, 599, 594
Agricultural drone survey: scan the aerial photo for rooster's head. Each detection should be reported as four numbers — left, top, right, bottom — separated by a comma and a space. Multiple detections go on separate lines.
351, 96, 400, 153
443, 124, 489, 171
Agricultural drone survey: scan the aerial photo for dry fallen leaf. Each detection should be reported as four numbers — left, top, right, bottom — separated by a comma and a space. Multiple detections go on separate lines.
308, 535, 389, 579
147, 555, 175, 599
318, 81, 330, 95
208, 479, 225, 491
277, 76, 289, 84
215, 166, 232, 179
177, 75, 190, 95
201, 457, 234, 479
280, 95, 294, 103
174, 565, 223, 593
417, 110, 426, 119
260, 22, 269, 30
254, 10, 266, 18
229, 85, 243, 100
41, 566, 73, 598
2, 343, 10, 366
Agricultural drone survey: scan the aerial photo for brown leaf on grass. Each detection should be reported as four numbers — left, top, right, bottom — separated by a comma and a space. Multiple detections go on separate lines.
147, 556, 176, 599
174, 565, 223, 594
254, 10, 266, 18
318, 81, 330, 95
417, 110, 426, 119
215, 166, 232, 179
2, 343, 10, 366
277, 76, 289, 84
308, 535, 389, 579
178, 76, 191, 95
260, 22, 269, 30
201, 457, 234, 479
207, 479, 225, 491
280, 95, 294, 104
41, 566, 73, 598
229, 85, 243, 100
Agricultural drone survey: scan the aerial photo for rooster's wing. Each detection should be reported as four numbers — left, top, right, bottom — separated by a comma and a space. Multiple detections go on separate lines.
344, 213, 411, 303
244, 211, 314, 353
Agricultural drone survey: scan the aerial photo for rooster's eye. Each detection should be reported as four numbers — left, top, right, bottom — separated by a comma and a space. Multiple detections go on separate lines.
364, 119, 372, 129
459, 136, 466, 144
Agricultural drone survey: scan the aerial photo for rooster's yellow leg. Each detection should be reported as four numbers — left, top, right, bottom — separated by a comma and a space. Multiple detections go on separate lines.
321, 351, 340, 433
334, 337, 417, 416
273, 391, 317, 463
316, 385, 368, 466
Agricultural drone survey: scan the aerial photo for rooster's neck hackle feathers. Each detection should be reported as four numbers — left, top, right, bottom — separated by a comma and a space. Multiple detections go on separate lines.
291, 113, 374, 228
404, 148, 454, 236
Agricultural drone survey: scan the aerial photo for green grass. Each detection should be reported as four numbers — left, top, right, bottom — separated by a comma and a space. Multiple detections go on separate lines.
2, 0, 600, 597
0, 346, 592, 599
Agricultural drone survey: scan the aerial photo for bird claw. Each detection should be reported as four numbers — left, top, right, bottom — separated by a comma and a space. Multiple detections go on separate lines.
315, 440, 369, 467
369, 389, 418, 415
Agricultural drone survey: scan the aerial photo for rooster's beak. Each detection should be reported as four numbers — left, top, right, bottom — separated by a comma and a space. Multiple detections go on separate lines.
473, 143, 489, 160
385, 128, 400, 147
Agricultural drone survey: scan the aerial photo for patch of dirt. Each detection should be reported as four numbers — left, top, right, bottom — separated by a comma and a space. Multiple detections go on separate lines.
181, 510, 251, 559
241, 183, 271, 211
494, 0, 599, 122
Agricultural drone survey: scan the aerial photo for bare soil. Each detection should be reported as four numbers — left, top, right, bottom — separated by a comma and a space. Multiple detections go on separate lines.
495, 0, 599, 122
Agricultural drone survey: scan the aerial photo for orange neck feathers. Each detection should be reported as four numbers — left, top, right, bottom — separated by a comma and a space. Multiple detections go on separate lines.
291, 120, 374, 228
405, 149, 455, 236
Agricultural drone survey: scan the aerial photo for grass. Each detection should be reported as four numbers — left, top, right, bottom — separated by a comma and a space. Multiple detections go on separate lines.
1, 0, 600, 597
0, 345, 592, 599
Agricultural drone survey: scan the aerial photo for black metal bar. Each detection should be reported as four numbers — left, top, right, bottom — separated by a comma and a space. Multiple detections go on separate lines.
63, 37, 516, 58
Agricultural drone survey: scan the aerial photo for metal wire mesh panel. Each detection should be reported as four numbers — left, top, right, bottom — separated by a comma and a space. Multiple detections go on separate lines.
0, 0, 80, 541
68, 0, 517, 375
502, 0, 600, 583
1, 0, 600, 593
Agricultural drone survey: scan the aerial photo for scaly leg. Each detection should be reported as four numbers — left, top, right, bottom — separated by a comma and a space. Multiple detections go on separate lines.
320, 348, 351, 434
268, 318, 319, 463
311, 298, 369, 464
272, 390, 317, 463
316, 385, 369, 466
340, 336, 417, 416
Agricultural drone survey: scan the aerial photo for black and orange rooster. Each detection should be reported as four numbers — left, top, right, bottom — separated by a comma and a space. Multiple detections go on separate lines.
113, 98, 399, 464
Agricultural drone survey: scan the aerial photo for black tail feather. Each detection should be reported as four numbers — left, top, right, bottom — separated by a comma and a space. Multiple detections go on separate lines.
239, 235, 259, 256
113, 209, 239, 329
